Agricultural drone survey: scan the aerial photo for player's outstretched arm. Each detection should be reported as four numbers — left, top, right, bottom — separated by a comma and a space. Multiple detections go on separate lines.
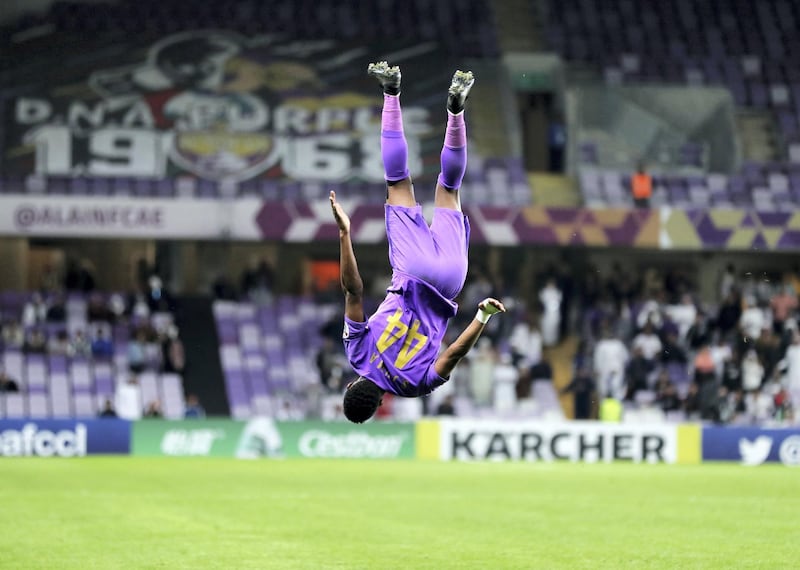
434, 298, 505, 378
330, 191, 365, 322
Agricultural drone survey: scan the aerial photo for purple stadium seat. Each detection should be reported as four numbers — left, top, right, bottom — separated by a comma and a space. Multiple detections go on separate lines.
161, 374, 185, 419
73, 392, 96, 417
4, 394, 26, 419
27, 393, 50, 418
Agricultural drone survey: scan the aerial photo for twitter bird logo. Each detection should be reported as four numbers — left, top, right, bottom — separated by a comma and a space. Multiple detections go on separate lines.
739, 436, 773, 466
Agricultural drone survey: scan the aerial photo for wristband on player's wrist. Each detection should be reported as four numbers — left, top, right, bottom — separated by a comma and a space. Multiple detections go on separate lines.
475, 308, 493, 324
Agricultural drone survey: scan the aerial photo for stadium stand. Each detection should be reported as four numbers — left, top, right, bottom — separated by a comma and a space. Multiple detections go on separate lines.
213, 297, 334, 419
573, 263, 800, 424
0, 291, 186, 419
544, 0, 800, 207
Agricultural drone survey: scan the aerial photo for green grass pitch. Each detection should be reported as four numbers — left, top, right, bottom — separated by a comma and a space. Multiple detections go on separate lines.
0, 458, 797, 569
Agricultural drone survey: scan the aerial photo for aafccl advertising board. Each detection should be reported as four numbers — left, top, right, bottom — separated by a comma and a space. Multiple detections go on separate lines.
0, 419, 130, 457
702, 427, 800, 466
439, 420, 678, 464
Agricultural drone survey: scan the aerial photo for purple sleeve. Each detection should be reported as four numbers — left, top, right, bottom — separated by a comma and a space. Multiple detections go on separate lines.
343, 317, 372, 375
423, 362, 449, 394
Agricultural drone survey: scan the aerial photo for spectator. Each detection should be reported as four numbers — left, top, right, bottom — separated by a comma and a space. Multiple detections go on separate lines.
48, 330, 72, 356
21, 293, 47, 327
561, 363, 595, 420
45, 294, 66, 322
161, 325, 185, 375
721, 350, 743, 392
184, 394, 206, 419
508, 311, 543, 372
435, 394, 456, 416
654, 372, 681, 412
129, 292, 151, 320
632, 321, 662, 363
755, 328, 783, 382
593, 328, 629, 400
719, 264, 737, 300
599, 393, 623, 422
709, 335, 732, 378
115, 375, 142, 420
770, 281, 797, 334
665, 294, 696, 341
1, 320, 24, 349
128, 330, 147, 373
212, 274, 238, 301
98, 399, 118, 418
144, 400, 163, 418
773, 386, 793, 422
316, 337, 341, 391
0, 369, 20, 393
746, 388, 773, 423
631, 162, 652, 208
636, 295, 664, 330
87, 294, 113, 322
108, 293, 127, 322
693, 345, 716, 384
70, 330, 92, 359
624, 346, 654, 401
492, 353, 518, 413
240, 256, 275, 305
468, 339, 494, 406
686, 312, 712, 350
660, 331, 688, 365
539, 278, 563, 347
741, 350, 764, 392
740, 297, 767, 342
727, 389, 748, 423
783, 332, 800, 389
715, 291, 742, 338
699, 377, 722, 421
683, 383, 701, 419
91, 327, 114, 360
23, 329, 47, 354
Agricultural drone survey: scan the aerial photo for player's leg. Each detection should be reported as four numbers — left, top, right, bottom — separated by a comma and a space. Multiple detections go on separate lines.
434, 70, 474, 212
368, 61, 415, 208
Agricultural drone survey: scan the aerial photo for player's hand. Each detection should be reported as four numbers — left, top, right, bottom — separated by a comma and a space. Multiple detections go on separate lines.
329, 191, 351, 235
478, 297, 506, 316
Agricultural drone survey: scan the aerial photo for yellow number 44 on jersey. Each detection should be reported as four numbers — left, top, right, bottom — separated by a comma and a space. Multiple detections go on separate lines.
375, 309, 429, 369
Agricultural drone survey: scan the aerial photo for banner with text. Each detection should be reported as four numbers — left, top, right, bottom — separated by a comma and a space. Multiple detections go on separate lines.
0, 419, 130, 457
439, 420, 678, 463
0, 196, 225, 239
1, 32, 459, 187
132, 418, 414, 459
702, 426, 800, 466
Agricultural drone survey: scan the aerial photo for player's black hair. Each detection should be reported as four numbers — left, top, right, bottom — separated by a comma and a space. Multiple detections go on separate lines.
343, 378, 384, 424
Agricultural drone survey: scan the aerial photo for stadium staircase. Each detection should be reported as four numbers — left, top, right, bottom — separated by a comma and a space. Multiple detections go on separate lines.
544, 336, 580, 419
174, 295, 230, 416
529, 173, 581, 206
736, 110, 781, 163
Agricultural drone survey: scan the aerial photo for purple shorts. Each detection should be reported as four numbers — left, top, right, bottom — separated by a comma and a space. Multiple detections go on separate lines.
385, 204, 470, 300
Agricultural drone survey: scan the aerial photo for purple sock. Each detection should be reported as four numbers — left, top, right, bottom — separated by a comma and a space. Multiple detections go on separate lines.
437, 110, 467, 190
381, 94, 409, 182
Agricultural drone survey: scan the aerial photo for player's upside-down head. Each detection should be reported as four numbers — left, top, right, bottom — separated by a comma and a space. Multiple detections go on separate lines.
343, 377, 385, 423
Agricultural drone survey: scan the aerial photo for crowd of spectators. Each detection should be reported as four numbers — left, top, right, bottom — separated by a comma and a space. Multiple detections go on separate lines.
575, 264, 798, 424
0, 258, 192, 419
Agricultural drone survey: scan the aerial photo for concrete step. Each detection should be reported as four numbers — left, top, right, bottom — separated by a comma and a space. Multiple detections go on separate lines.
736, 110, 780, 162
529, 173, 580, 206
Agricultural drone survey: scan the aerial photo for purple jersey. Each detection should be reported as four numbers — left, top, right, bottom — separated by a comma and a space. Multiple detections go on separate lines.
343, 273, 458, 397
343, 204, 470, 397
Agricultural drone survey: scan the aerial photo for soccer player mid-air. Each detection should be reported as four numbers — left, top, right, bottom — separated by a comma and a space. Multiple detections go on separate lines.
329, 61, 506, 423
